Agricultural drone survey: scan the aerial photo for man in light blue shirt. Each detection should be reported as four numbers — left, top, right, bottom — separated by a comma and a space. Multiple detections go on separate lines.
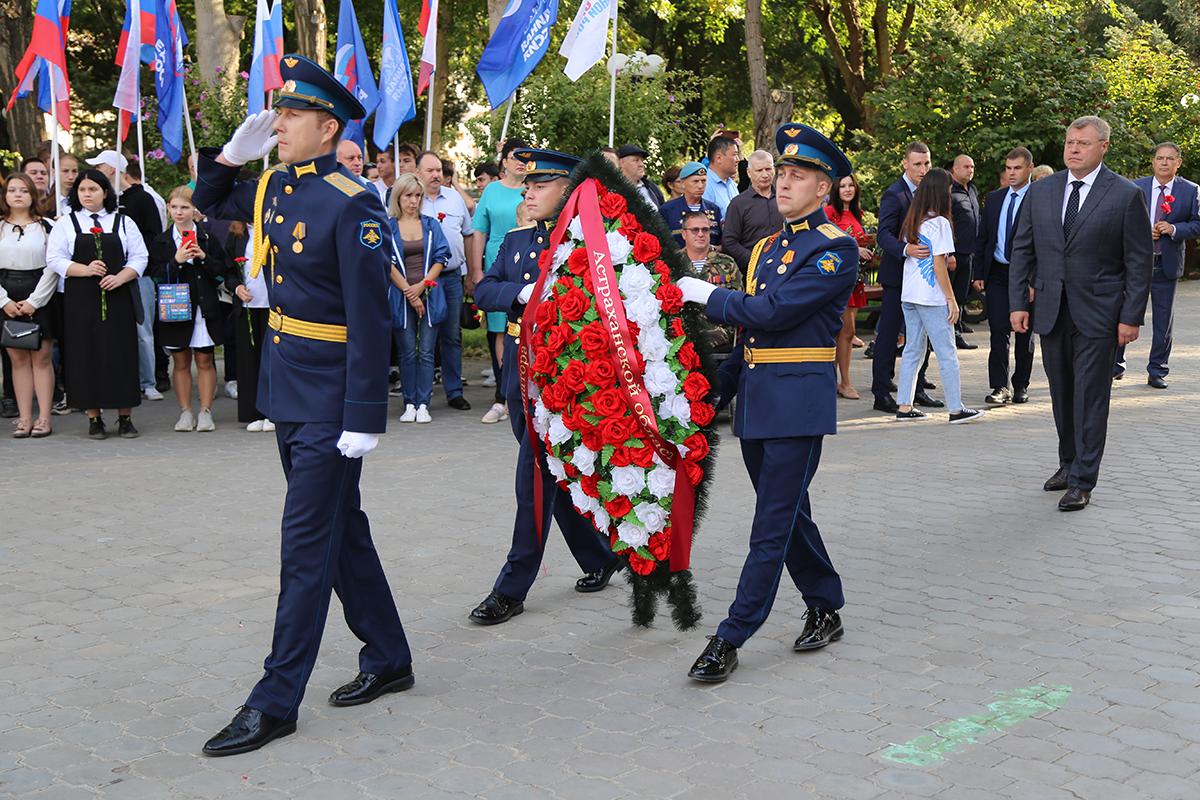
703, 135, 741, 216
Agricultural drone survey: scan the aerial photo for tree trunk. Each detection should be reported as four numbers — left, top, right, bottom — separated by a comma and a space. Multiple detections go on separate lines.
428, 1, 451, 151
487, 0, 508, 34
194, 0, 243, 90
294, 0, 327, 67
745, 0, 794, 154
0, 0, 41, 157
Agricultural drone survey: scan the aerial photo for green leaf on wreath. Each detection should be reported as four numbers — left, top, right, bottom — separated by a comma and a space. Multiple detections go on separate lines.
601, 445, 615, 466
583, 307, 598, 323
624, 438, 642, 448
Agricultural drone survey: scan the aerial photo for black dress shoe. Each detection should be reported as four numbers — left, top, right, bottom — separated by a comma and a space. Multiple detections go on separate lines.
688, 636, 738, 683
1058, 487, 1091, 512
329, 667, 414, 707
469, 590, 524, 625
873, 394, 899, 413
921, 379, 937, 390
1012, 388, 1029, 404
202, 706, 296, 757
1043, 466, 1069, 492
794, 608, 844, 651
1113, 370, 1125, 381
955, 335, 979, 350
1148, 376, 1168, 389
960, 324, 975, 334
0, 398, 17, 418
863, 340, 875, 359
913, 390, 944, 408
88, 416, 108, 440
117, 416, 139, 439
576, 559, 624, 593
447, 396, 472, 410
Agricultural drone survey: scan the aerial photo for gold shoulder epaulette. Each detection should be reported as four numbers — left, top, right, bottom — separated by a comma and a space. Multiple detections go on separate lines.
508, 224, 535, 233
271, 164, 287, 173
324, 172, 366, 197
818, 223, 847, 240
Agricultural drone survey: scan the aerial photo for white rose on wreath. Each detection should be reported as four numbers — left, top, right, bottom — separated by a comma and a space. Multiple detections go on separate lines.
546, 454, 568, 481
618, 520, 650, 549
644, 359, 679, 398
607, 231, 633, 265
610, 464, 647, 496
647, 463, 676, 499
634, 501, 669, 534
638, 321, 671, 362
623, 290, 662, 328
572, 443, 598, 476
618, 262, 654, 296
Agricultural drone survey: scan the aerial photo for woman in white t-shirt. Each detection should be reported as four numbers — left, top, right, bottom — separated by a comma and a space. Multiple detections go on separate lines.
896, 168, 984, 424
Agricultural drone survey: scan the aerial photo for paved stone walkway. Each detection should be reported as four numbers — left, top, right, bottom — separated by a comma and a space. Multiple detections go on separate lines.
3, 284, 1199, 799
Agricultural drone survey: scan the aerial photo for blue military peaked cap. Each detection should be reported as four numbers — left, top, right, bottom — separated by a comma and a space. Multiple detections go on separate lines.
275, 54, 366, 123
513, 148, 581, 183
775, 123, 853, 181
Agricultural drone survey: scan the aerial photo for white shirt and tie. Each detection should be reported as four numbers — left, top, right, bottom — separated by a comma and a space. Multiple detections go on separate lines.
1060, 163, 1103, 224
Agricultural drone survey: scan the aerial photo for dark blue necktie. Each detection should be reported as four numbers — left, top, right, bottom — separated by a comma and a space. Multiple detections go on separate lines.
1003, 191, 1017, 261
1063, 180, 1084, 237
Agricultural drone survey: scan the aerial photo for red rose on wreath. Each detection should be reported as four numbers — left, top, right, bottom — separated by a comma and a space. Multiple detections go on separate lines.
682, 371, 711, 402
605, 495, 633, 518
582, 427, 604, 451
632, 231, 661, 263
609, 446, 633, 467
559, 286, 589, 321
656, 282, 684, 314
677, 341, 700, 370
599, 191, 628, 219
590, 387, 627, 417
628, 551, 656, 575
653, 260, 672, 281
562, 402, 589, 431
567, 247, 590, 277
532, 347, 557, 376
683, 431, 709, 462
555, 275, 575, 294
670, 318, 685, 338
581, 473, 601, 498
579, 321, 610, 358
559, 360, 587, 393
537, 249, 553, 270
690, 401, 715, 427
585, 357, 616, 387
601, 415, 636, 446
647, 531, 670, 561
629, 443, 655, 468
542, 382, 571, 412
683, 460, 704, 486
534, 297, 557, 329
546, 323, 574, 355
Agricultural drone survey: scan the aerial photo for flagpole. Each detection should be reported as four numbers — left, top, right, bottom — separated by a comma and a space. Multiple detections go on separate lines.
181, 82, 197, 160
135, 92, 147, 187
499, 95, 515, 144
263, 92, 272, 170
48, 68, 61, 212
423, 95, 434, 151
115, 115, 124, 200
607, 1, 619, 147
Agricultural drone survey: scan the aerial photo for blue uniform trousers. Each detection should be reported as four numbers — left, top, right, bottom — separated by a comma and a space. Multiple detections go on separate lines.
1115, 262, 1176, 379
716, 436, 844, 648
246, 421, 411, 722
494, 400, 616, 601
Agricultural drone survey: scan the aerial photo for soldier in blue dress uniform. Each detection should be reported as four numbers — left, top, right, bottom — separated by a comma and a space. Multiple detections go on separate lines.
677, 124, 859, 682
193, 55, 413, 755
469, 148, 621, 625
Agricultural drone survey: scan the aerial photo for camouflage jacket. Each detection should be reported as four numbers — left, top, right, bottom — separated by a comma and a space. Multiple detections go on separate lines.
689, 249, 743, 350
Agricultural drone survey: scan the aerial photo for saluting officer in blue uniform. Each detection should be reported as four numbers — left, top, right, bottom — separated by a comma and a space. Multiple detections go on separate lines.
469, 148, 621, 625
194, 55, 413, 755
677, 124, 859, 682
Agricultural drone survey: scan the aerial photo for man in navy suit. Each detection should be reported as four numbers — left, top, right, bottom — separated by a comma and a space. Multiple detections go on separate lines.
1114, 141, 1200, 388
871, 142, 937, 412
974, 146, 1036, 405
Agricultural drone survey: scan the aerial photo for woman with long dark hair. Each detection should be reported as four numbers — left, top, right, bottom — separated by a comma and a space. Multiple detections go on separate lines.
895, 168, 983, 423
46, 169, 149, 438
825, 173, 873, 399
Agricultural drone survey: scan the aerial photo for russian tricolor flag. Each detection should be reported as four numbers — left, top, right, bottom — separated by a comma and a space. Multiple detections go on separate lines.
6, 0, 72, 130
248, 0, 284, 114
417, 0, 439, 96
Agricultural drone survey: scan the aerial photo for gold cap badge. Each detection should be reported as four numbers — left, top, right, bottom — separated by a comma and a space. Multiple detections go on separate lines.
283, 57, 299, 68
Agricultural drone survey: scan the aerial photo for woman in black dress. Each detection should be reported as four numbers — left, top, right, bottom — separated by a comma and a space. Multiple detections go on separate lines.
222, 221, 273, 431
148, 186, 232, 432
46, 170, 149, 439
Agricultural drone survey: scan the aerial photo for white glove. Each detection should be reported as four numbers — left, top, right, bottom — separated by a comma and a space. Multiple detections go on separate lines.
677, 276, 717, 305
517, 283, 535, 304
337, 431, 379, 459
221, 110, 279, 166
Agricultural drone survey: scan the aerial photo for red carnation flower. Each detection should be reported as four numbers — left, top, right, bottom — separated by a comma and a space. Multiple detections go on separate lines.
629, 443, 655, 468
626, 320, 641, 340
632, 232, 661, 264
656, 283, 684, 314
683, 460, 704, 486
682, 371, 711, 402
653, 260, 672, 281
559, 360, 587, 393
670, 318, 685, 338
90, 226, 103, 235
585, 358, 617, 387
579, 322, 610, 358
559, 286, 589, 321
647, 531, 670, 561
234, 256, 248, 264
619, 212, 642, 238
567, 247, 590, 277
605, 495, 633, 518
581, 473, 601, 498
564, 463, 580, 479
690, 401, 715, 427
628, 551, 656, 575
590, 387, 627, 418
599, 191, 628, 220
683, 431, 709, 462
437, 212, 446, 222
537, 249, 553, 270
609, 446, 633, 467
677, 342, 700, 370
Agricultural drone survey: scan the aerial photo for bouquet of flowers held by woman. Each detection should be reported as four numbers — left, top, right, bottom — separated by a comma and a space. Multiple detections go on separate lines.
521, 155, 720, 629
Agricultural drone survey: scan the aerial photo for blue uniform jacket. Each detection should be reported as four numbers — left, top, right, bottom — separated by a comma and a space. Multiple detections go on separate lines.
705, 207, 859, 439
193, 149, 393, 433
1135, 175, 1200, 279
659, 196, 723, 247
474, 219, 552, 411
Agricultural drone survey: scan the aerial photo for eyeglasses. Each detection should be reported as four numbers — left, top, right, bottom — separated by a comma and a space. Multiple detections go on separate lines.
683, 226, 712, 234
1065, 139, 1100, 148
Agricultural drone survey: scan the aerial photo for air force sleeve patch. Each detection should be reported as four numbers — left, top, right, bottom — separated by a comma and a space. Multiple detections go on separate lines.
816, 250, 843, 275
359, 220, 383, 250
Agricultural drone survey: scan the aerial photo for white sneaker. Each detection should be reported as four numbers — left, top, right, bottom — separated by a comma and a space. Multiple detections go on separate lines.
143, 387, 164, 401
174, 408, 195, 432
195, 408, 215, 432
225, 380, 238, 399
246, 419, 265, 432
482, 376, 497, 387
261, 419, 275, 432
481, 367, 494, 379
481, 402, 508, 424
415, 404, 432, 423
399, 404, 417, 423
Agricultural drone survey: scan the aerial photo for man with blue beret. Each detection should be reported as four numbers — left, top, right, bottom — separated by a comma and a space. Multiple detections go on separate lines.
469, 148, 622, 626
194, 54, 414, 755
659, 161, 723, 247
678, 123, 859, 682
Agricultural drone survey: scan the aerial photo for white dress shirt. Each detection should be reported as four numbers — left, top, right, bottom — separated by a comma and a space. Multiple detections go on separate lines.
1060, 163, 1103, 223
1148, 177, 1175, 225
46, 208, 149, 279
421, 186, 469, 274
0, 221, 58, 308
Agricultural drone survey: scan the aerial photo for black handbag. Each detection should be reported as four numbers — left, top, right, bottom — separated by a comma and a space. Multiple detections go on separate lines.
1, 319, 42, 350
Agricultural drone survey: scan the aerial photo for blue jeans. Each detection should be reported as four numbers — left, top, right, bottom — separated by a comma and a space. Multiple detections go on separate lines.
395, 313, 438, 408
135, 276, 157, 390
898, 301, 964, 412
435, 272, 463, 399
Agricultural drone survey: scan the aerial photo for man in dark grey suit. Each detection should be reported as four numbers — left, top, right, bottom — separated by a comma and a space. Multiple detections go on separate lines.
1009, 116, 1153, 511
